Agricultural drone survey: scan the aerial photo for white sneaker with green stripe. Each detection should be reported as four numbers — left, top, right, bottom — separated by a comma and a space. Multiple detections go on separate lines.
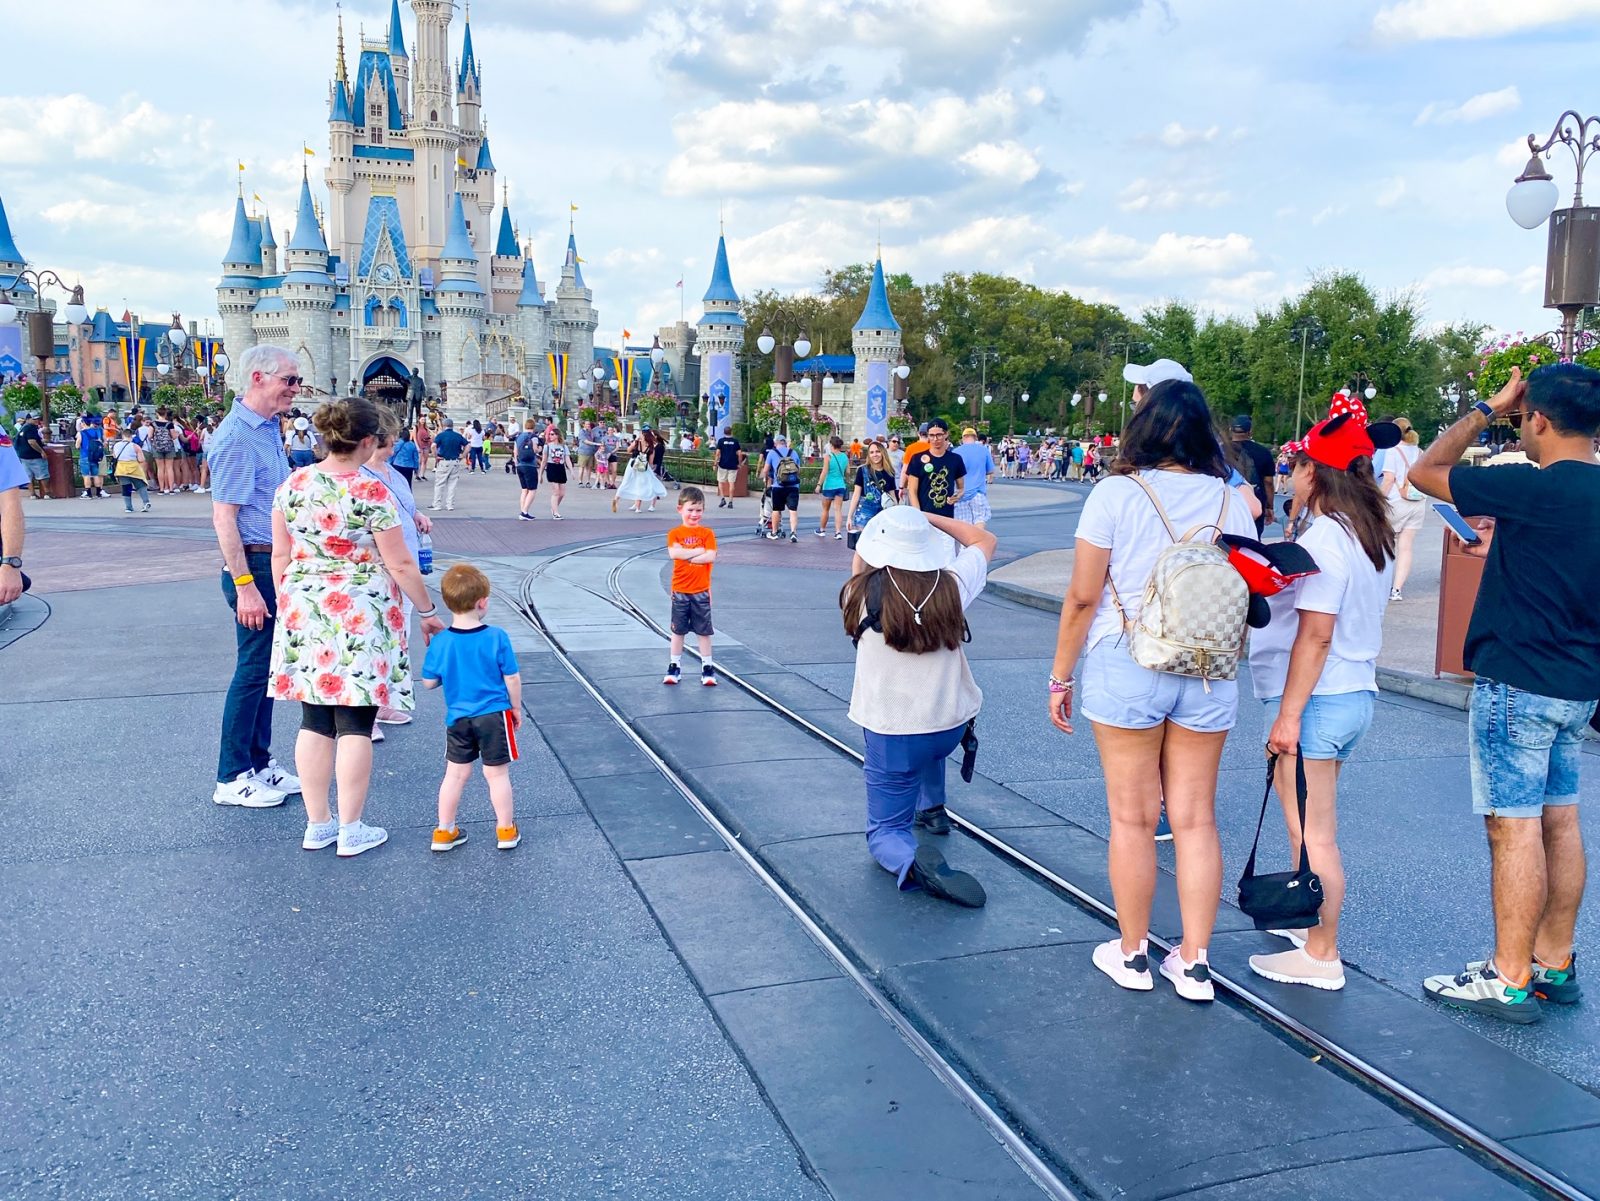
1458, 953, 1580, 1005
1424, 960, 1542, 1024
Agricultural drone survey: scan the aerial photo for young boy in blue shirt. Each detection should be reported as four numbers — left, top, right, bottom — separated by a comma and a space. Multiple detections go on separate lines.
422, 563, 523, 851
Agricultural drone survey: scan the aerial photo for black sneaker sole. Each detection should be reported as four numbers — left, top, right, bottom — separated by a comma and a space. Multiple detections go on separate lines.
1534, 981, 1581, 1004
910, 846, 986, 907
1431, 993, 1544, 1025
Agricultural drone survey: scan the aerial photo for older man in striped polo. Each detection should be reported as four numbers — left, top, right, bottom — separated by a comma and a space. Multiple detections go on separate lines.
209, 345, 303, 808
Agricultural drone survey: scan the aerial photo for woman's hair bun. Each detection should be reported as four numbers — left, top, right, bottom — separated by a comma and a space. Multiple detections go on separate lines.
313, 397, 383, 454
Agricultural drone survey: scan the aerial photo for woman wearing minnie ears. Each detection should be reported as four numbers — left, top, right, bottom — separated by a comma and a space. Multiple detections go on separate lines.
270, 397, 445, 858
1246, 411, 1400, 990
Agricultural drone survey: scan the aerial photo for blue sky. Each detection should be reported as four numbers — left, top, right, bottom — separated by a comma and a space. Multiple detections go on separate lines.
1, 0, 1595, 346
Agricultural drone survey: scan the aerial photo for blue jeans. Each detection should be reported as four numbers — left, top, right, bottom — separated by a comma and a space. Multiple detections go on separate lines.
217, 550, 278, 783
1470, 678, 1596, 818
863, 724, 965, 887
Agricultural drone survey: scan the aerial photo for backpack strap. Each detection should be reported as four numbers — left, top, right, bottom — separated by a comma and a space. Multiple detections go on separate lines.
1174, 480, 1232, 544
1127, 473, 1180, 542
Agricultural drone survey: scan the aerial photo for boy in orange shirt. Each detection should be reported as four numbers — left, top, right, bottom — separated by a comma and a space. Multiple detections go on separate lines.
663, 486, 718, 686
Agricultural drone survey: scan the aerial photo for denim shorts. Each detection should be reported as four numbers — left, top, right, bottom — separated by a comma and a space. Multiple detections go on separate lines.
79, 456, 100, 476
1079, 637, 1238, 734
1470, 678, 1596, 818
821, 486, 847, 499
1260, 690, 1374, 761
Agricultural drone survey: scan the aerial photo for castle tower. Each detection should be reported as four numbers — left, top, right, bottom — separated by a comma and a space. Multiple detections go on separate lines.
327, 12, 355, 254
552, 225, 598, 383
456, 12, 482, 142
516, 254, 550, 404
850, 257, 902, 438
408, 0, 459, 263
387, 0, 410, 121
259, 209, 278, 277
282, 173, 336, 394
217, 195, 262, 390
436, 191, 485, 402
695, 233, 745, 427
489, 190, 520, 316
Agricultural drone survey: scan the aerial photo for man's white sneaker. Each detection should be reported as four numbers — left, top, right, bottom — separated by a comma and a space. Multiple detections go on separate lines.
213, 773, 286, 808
336, 821, 388, 858
252, 760, 301, 795
1161, 947, 1215, 1002
1093, 938, 1154, 991
302, 819, 339, 851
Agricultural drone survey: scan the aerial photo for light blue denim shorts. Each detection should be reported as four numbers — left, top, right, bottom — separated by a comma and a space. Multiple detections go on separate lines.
1260, 690, 1375, 761
1469, 678, 1596, 818
1079, 637, 1238, 734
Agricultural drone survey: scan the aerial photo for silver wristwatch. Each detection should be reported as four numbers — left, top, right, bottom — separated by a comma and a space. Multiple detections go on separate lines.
0, 556, 21, 568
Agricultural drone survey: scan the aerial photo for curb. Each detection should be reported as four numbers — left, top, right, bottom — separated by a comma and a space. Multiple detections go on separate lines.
985, 578, 1475, 711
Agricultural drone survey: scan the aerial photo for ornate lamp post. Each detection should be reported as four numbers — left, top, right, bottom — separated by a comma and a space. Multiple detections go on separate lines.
892, 352, 911, 416
154, 315, 194, 386
1289, 315, 1326, 434
0, 270, 90, 427
756, 322, 810, 435
1506, 110, 1600, 359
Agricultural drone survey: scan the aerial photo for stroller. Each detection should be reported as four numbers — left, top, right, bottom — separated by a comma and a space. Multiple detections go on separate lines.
756, 486, 773, 536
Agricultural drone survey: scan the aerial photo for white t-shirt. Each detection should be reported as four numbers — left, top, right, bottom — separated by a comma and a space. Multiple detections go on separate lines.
1074, 469, 1257, 650
1247, 513, 1394, 699
1375, 443, 1420, 497
467, 428, 485, 448
847, 544, 988, 735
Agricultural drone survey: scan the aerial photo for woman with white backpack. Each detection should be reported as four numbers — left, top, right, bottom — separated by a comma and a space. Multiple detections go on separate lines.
1046, 380, 1255, 1002
1377, 419, 1426, 601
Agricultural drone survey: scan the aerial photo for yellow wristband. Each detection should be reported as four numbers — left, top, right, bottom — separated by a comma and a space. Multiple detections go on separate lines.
232, 573, 255, 587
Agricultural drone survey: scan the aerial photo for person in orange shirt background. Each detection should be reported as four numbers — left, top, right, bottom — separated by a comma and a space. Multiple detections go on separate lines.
898, 422, 931, 491
662, 486, 719, 687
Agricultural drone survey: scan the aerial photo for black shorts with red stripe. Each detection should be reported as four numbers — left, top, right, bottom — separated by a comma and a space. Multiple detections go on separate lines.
445, 710, 519, 767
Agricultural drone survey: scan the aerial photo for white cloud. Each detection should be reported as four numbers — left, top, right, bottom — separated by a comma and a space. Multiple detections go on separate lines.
1374, 0, 1600, 42
959, 141, 1041, 185
1119, 179, 1230, 213
1414, 86, 1520, 126
1061, 228, 1257, 278
1421, 264, 1542, 293
1157, 122, 1220, 149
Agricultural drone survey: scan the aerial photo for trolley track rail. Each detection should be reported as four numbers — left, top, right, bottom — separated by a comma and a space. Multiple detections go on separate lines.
516, 532, 1591, 1201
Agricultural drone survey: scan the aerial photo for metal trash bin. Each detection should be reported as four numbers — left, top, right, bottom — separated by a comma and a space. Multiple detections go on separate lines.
44, 442, 73, 499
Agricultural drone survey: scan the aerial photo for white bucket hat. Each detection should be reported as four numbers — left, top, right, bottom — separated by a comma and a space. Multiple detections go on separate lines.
293, 416, 311, 431
855, 505, 957, 573
1122, 358, 1194, 388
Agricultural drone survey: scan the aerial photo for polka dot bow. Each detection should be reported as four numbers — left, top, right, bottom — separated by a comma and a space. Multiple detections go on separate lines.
1326, 391, 1369, 427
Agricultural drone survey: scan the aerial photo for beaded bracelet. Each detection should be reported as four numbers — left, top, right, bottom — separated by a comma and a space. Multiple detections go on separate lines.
1048, 675, 1074, 694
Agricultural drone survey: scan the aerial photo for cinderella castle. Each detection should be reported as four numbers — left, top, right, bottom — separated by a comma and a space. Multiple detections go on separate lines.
217, 0, 596, 416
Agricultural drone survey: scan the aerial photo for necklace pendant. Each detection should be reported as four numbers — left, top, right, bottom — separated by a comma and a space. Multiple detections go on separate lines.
914, 612, 923, 625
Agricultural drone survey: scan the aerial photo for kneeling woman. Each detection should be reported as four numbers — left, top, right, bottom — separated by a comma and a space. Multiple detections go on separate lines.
842, 506, 996, 906
1247, 412, 1396, 989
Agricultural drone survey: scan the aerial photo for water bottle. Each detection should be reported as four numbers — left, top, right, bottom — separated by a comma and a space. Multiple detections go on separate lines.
418, 531, 433, 575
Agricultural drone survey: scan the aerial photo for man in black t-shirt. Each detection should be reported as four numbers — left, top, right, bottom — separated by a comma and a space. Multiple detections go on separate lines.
15, 416, 48, 499
1229, 415, 1276, 535
905, 417, 965, 517
1410, 362, 1600, 1025
714, 432, 744, 509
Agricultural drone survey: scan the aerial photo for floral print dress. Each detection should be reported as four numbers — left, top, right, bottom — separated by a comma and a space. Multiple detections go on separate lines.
269, 467, 413, 711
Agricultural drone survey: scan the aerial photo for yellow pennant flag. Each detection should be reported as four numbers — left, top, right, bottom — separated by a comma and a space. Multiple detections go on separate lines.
252, 193, 262, 202
237, 161, 245, 172
304, 146, 316, 156
570, 203, 579, 212
456, 156, 469, 169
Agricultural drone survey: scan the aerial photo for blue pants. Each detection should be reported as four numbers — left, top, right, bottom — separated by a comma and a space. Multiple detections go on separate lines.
217, 550, 278, 783
863, 724, 965, 887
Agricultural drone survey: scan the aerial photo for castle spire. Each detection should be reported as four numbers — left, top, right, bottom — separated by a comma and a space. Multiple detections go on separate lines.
458, 5, 480, 91
853, 257, 900, 332
288, 174, 327, 254
335, 4, 348, 82
387, 0, 406, 58
703, 235, 739, 305
0, 192, 27, 268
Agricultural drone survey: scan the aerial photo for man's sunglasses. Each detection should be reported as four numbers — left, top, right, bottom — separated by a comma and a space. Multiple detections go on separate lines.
273, 373, 305, 387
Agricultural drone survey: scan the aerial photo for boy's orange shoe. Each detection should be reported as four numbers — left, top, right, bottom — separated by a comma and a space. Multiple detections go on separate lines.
432, 827, 468, 852
497, 825, 521, 850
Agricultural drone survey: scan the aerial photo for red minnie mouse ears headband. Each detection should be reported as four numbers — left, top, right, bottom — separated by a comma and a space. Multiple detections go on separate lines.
1303, 412, 1402, 470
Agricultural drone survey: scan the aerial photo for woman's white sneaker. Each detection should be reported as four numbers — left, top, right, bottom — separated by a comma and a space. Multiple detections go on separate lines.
1093, 938, 1154, 991
302, 819, 339, 851
1249, 946, 1345, 990
336, 821, 388, 857
1161, 948, 1215, 1002
1267, 928, 1309, 949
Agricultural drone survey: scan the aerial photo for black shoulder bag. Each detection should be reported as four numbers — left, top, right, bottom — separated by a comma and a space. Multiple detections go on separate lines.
1236, 750, 1323, 931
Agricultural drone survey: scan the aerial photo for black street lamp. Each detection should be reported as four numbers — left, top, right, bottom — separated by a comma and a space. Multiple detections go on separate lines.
1506, 110, 1600, 359
1289, 315, 1326, 434
756, 322, 811, 435
0, 269, 90, 427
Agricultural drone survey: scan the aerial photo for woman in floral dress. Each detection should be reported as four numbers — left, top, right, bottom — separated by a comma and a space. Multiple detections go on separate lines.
270, 397, 444, 858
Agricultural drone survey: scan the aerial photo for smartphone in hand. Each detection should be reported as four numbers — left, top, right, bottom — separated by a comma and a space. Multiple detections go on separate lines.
1434, 503, 1483, 546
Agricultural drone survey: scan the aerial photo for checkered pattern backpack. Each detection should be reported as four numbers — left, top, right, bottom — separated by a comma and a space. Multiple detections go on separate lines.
1111, 475, 1248, 686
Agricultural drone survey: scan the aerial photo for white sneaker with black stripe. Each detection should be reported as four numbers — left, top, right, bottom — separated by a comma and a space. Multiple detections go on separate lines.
212, 772, 286, 808
1161, 947, 1215, 1002
1093, 938, 1154, 991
